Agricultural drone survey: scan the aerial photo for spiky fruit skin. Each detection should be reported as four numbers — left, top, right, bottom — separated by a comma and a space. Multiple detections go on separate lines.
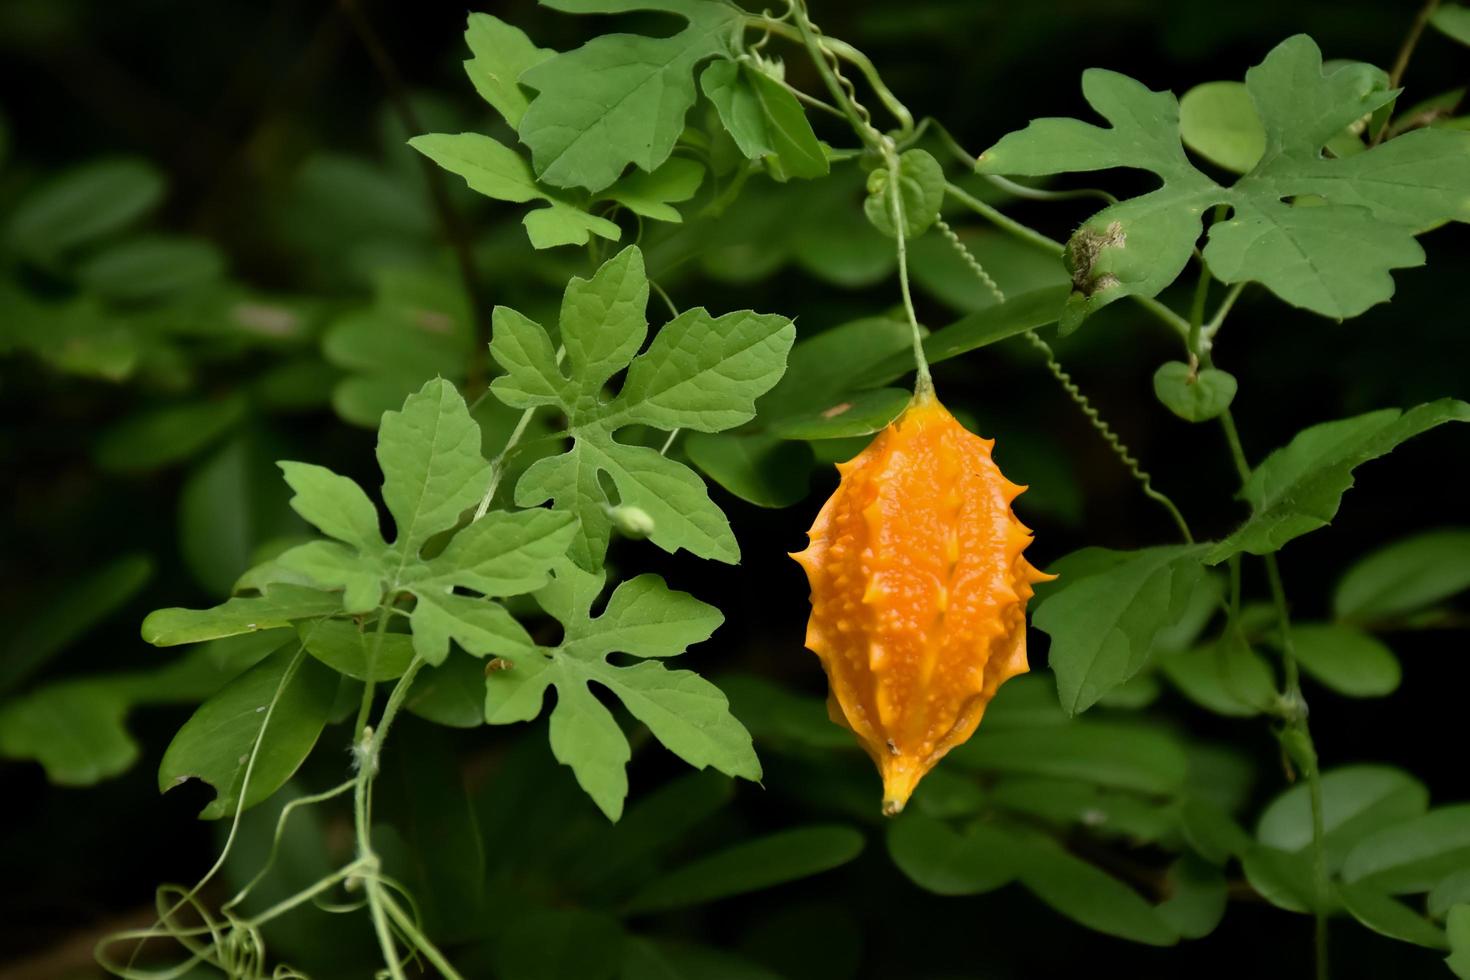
791, 390, 1052, 815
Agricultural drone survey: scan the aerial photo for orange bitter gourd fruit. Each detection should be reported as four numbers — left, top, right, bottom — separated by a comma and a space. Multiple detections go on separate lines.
791, 388, 1052, 815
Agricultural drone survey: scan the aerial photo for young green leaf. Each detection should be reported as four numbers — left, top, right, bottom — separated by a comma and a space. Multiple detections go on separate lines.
462, 13, 553, 129
1179, 81, 1268, 173
408, 133, 621, 249
977, 35, 1470, 324
158, 645, 337, 819
1333, 528, 1470, 622
1152, 362, 1238, 422
1208, 399, 1470, 562
142, 584, 342, 646
484, 559, 758, 820
490, 246, 794, 568
701, 60, 829, 181
517, 0, 742, 192
1032, 545, 1209, 714
864, 149, 944, 239
275, 379, 573, 665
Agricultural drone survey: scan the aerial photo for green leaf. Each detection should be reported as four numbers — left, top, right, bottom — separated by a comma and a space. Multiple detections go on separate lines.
683, 432, 812, 508
405, 650, 486, 728
1180, 796, 1255, 864
1010, 834, 1179, 945
75, 236, 224, 303
886, 814, 1017, 895
1257, 765, 1429, 871
1289, 623, 1400, 697
1033, 545, 1209, 714
990, 776, 1177, 842
493, 908, 627, 980
1157, 856, 1228, 939
1334, 528, 1470, 622
182, 436, 300, 597
298, 619, 416, 681
1448, 905, 1470, 979
485, 560, 758, 820
601, 157, 705, 222
322, 267, 474, 425
1433, 871, 1470, 919
758, 315, 916, 420
1431, 5, 1470, 46
1339, 882, 1448, 949
159, 645, 337, 819
620, 938, 781, 980
463, 12, 554, 128
518, 0, 742, 192
701, 61, 828, 181
624, 825, 864, 913
864, 149, 944, 239
949, 721, 1189, 796
855, 286, 1070, 388
142, 584, 342, 646
769, 387, 911, 441
1344, 805, 1470, 893
6, 157, 165, 262
377, 721, 486, 939
1152, 362, 1238, 422
408, 133, 620, 249
0, 552, 152, 696
1179, 81, 1267, 173
378, 378, 491, 554
977, 35, 1470, 322
273, 380, 574, 664
490, 246, 794, 568
1208, 400, 1470, 562
94, 395, 248, 472
1160, 632, 1277, 717
1242, 844, 1324, 913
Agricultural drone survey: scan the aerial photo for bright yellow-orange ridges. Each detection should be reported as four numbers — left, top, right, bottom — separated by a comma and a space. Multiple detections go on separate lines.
791, 388, 1052, 815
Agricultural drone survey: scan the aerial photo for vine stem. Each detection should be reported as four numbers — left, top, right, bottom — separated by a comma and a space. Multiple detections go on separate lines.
353, 654, 430, 980
1221, 412, 1328, 980
1265, 553, 1330, 980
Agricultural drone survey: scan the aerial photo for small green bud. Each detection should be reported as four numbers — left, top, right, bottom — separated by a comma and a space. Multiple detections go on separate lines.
605, 504, 655, 539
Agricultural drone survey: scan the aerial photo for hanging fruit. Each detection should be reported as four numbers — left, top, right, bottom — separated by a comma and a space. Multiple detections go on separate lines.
791, 387, 1052, 815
